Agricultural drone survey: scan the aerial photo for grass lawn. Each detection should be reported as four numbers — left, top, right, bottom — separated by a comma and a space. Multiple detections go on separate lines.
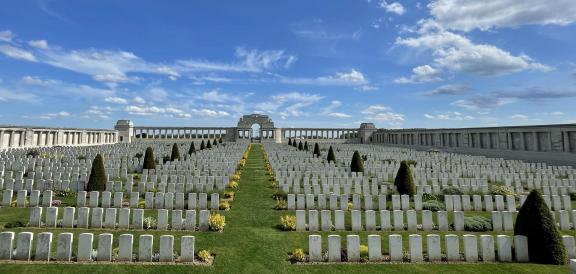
0, 144, 571, 273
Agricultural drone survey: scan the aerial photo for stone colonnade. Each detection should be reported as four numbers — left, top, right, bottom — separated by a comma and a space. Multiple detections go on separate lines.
282, 128, 359, 140
0, 126, 118, 149
372, 125, 576, 153
133, 127, 229, 140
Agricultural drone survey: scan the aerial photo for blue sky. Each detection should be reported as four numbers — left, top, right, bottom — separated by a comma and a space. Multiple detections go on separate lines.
1, 0, 575, 129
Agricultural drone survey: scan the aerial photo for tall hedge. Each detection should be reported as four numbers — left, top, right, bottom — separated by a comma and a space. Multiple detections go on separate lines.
350, 150, 364, 173
170, 143, 180, 161
143, 147, 156, 170
200, 140, 206, 150
288, 139, 292, 146
86, 154, 106, 191
188, 142, 196, 155
313, 143, 320, 157
298, 141, 303, 151
515, 190, 566, 265
394, 160, 415, 195
327, 146, 336, 163
304, 141, 309, 151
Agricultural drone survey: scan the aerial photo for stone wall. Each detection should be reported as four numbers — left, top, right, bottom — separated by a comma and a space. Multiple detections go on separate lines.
0, 126, 118, 150
369, 124, 576, 166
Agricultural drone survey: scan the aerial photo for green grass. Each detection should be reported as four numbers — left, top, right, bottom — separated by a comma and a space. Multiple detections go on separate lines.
0, 144, 571, 273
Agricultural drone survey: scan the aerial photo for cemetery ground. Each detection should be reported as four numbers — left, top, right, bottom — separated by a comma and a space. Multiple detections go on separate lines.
0, 144, 572, 273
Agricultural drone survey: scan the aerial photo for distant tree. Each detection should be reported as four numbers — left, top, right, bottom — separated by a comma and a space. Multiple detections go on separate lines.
170, 143, 180, 161
298, 141, 303, 151
143, 147, 156, 170
200, 140, 206, 150
313, 143, 321, 157
213, 139, 218, 146
304, 141, 309, 151
327, 146, 336, 163
86, 154, 106, 191
350, 151, 364, 173
288, 139, 292, 146
515, 190, 566, 265
207, 140, 212, 149
188, 142, 196, 155
394, 160, 415, 195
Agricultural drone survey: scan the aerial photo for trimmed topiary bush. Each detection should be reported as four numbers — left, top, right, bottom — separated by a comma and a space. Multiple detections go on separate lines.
292, 139, 297, 148
143, 147, 156, 170
288, 139, 293, 146
188, 141, 196, 155
86, 154, 106, 191
350, 150, 364, 173
422, 200, 445, 211
170, 143, 180, 161
219, 137, 223, 144
464, 216, 492, 232
298, 141, 303, 151
213, 139, 218, 146
514, 189, 566, 265
200, 140, 206, 150
207, 140, 212, 149
327, 146, 336, 163
313, 143, 320, 157
394, 160, 415, 195
304, 141, 308, 151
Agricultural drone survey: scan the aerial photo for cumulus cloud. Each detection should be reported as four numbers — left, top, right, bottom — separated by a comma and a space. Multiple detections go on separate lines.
380, 1, 405, 15
104, 97, 128, 104
255, 92, 323, 119
429, 0, 576, 32
361, 105, 405, 122
395, 65, 442, 84
396, 30, 551, 77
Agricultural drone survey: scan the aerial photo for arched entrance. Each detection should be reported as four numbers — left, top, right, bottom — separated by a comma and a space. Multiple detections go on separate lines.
251, 124, 261, 140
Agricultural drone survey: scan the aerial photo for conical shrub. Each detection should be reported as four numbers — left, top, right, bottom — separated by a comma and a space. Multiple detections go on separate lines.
200, 140, 206, 150
170, 143, 180, 161
327, 146, 336, 163
219, 137, 223, 144
86, 154, 106, 191
304, 141, 308, 151
143, 147, 156, 170
515, 189, 566, 265
298, 141, 303, 151
350, 150, 364, 173
207, 140, 212, 149
394, 160, 415, 195
213, 139, 218, 146
292, 140, 297, 148
188, 142, 196, 155
288, 139, 292, 146
313, 143, 320, 157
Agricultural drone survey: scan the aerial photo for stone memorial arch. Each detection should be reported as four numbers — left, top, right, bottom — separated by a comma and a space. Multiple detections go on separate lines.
235, 114, 278, 142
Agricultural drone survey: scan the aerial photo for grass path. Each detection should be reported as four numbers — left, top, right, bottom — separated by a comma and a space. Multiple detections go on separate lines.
0, 144, 570, 273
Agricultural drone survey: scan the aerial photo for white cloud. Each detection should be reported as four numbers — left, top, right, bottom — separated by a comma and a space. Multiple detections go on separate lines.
104, 97, 128, 104
235, 47, 297, 70
278, 69, 368, 86
147, 87, 169, 102
451, 96, 514, 110
196, 89, 243, 104
429, 0, 576, 32
256, 92, 323, 118
0, 30, 13, 42
396, 30, 551, 77
28, 40, 49, 49
424, 112, 474, 120
191, 108, 230, 118
361, 104, 405, 122
0, 45, 36, 62
21, 76, 58, 86
395, 65, 442, 84
328, 112, 352, 118
510, 114, 529, 119
0, 88, 38, 102
133, 96, 146, 104
380, 1, 406, 15
355, 85, 379, 92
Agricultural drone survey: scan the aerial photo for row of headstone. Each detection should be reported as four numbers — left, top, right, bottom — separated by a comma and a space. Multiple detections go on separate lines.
0, 231, 197, 262
28, 207, 212, 231
1, 189, 53, 207
287, 193, 424, 211
77, 191, 220, 210
308, 234, 531, 263
296, 209, 500, 232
